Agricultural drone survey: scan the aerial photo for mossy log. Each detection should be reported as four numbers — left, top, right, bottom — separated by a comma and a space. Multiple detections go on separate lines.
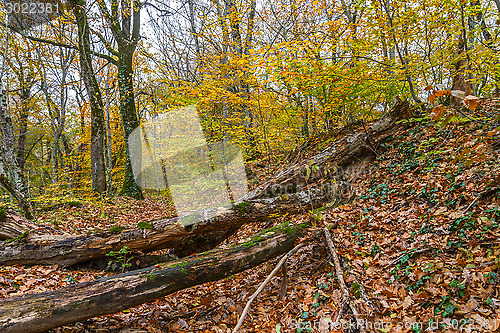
0, 222, 307, 333
0, 184, 328, 266
246, 98, 412, 200
0, 101, 410, 267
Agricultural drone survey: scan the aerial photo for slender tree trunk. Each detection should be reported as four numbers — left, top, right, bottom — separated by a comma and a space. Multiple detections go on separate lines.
104, 67, 114, 196
9, 59, 34, 173
15, 92, 29, 172
0, 50, 33, 220
451, 8, 471, 107
69, 0, 107, 195
187, 0, 200, 56
105, 98, 113, 196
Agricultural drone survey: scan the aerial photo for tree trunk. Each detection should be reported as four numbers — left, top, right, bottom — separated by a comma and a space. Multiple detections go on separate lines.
117, 51, 143, 199
69, 0, 107, 195
15, 75, 32, 173
0, 222, 307, 333
0, 84, 33, 219
104, 68, 114, 196
0, 100, 408, 266
96, 0, 143, 199
0, 183, 324, 266
451, 7, 472, 107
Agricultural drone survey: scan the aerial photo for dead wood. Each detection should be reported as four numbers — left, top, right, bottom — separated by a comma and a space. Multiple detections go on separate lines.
0, 99, 411, 267
0, 222, 308, 333
324, 227, 366, 333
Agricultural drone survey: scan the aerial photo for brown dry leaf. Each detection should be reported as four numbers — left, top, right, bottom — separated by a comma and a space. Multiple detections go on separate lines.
434, 90, 450, 97
434, 206, 447, 215
456, 297, 480, 315
402, 296, 413, 309
398, 287, 407, 298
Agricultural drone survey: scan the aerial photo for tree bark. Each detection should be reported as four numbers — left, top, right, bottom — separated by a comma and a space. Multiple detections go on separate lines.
0, 100, 408, 266
0, 222, 307, 333
68, 0, 107, 195
96, 0, 144, 199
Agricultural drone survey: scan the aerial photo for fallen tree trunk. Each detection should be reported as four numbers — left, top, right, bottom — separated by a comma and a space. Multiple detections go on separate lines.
246, 98, 413, 200
0, 222, 308, 333
0, 99, 413, 267
0, 181, 329, 267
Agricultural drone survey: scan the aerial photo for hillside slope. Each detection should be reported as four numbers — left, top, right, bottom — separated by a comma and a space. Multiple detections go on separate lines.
0, 101, 499, 332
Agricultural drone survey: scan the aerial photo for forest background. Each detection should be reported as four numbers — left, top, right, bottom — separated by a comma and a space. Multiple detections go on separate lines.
0, 0, 499, 214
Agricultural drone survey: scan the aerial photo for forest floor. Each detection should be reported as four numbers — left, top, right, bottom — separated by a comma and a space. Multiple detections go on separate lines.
1, 101, 500, 333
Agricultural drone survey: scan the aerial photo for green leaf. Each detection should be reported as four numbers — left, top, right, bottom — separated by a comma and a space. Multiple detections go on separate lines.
137, 221, 154, 230
304, 166, 311, 180
443, 304, 456, 317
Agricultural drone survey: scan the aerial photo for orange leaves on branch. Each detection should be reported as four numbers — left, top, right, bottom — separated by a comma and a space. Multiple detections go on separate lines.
426, 86, 451, 104
463, 95, 480, 111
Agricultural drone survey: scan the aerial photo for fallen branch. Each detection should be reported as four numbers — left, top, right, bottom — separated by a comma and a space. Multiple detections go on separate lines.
233, 242, 305, 332
352, 272, 380, 314
323, 228, 366, 333
0, 222, 308, 333
279, 260, 288, 299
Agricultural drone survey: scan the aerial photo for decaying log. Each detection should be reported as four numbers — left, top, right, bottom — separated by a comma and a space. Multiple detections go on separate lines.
0, 222, 307, 333
0, 99, 412, 267
0, 184, 326, 266
246, 98, 412, 200
0, 210, 29, 240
